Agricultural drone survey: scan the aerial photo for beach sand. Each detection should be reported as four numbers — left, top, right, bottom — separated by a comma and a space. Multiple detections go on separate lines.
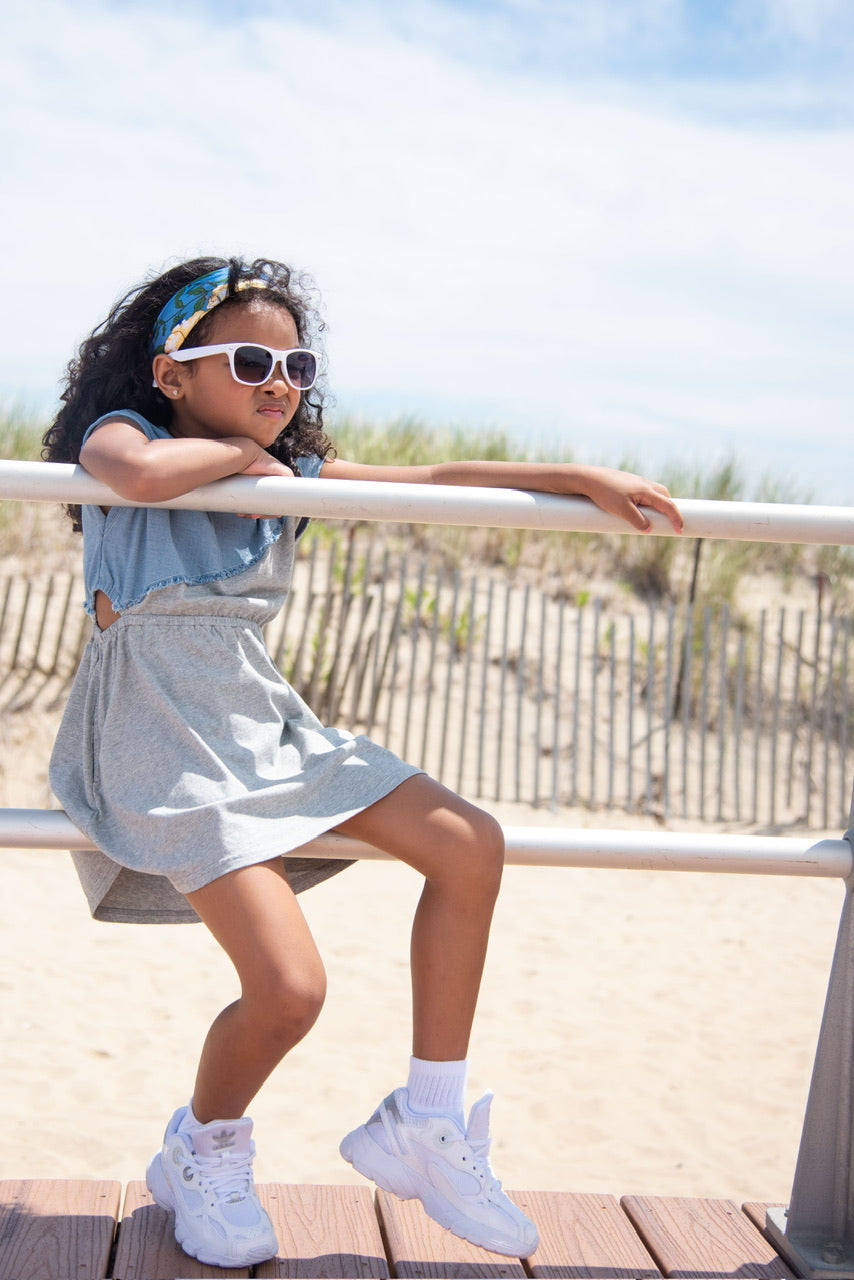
0, 708, 844, 1205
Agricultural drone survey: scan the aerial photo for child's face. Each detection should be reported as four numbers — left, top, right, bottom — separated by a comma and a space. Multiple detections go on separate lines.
163, 300, 304, 446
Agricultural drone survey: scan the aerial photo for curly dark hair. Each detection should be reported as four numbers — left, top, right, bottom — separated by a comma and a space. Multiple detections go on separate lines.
42, 256, 334, 529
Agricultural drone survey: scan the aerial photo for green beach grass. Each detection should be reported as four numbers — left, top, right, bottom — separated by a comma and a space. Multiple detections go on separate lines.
2, 406, 851, 613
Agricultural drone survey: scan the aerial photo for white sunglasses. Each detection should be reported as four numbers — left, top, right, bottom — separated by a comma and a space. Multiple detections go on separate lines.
162, 342, 320, 390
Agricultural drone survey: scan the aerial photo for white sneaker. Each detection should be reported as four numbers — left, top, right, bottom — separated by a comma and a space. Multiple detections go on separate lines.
145, 1106, 278, 1267
340, 1088, 538, 1257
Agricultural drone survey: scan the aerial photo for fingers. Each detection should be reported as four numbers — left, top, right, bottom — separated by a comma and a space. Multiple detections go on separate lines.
615, 475, 682, 534
237, 455, 294, 513
637, 488, 684, 533
585, 468, 683, 535
242, 462, 293, 478
240, 451, 294, 478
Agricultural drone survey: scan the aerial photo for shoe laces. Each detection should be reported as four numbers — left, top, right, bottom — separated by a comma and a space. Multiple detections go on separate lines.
194, 1147, 255, 1204
440, 1129, 502, 1198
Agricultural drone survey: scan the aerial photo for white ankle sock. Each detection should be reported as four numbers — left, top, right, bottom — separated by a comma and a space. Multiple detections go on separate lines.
178, 1101, 202, 1132
405, 1056, 468, 1129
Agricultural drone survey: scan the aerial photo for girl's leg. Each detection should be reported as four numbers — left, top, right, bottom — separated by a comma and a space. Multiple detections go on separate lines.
185, 858, 326, 1122
337, 777, 539, 1257
335, 774, 504, 1061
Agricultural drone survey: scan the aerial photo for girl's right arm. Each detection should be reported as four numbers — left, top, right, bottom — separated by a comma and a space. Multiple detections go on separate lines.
79, 419, 292, 503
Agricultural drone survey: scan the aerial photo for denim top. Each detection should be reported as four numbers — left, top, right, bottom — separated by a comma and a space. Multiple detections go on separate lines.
80, 410, 321, 617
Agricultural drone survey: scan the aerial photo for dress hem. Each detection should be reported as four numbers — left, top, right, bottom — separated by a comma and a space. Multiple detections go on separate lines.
68, 766, 423, 924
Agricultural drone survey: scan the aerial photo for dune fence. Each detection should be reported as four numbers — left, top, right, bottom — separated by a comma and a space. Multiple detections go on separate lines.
1, 531, 850, 831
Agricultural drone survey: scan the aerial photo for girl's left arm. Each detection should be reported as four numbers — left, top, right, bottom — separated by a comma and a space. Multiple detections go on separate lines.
320, 457, 683, 533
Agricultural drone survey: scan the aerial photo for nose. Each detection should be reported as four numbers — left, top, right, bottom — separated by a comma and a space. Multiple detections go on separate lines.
264, 364, 291, 392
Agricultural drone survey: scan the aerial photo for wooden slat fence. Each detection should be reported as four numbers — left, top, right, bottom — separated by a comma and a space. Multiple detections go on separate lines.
1, 536, 850, 829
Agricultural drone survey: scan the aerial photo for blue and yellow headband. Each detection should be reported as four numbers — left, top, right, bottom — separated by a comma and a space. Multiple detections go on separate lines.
151, 267, 267, 356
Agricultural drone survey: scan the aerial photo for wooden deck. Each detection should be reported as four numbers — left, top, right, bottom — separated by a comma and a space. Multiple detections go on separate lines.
0, 1180, 797, 1280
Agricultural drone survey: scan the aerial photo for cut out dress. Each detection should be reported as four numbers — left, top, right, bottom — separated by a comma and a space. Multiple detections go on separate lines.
50, 411, 420, 923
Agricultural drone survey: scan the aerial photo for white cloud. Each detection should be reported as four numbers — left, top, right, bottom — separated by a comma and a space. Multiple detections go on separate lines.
1, 0, 853, 501
759, 0, 854, 45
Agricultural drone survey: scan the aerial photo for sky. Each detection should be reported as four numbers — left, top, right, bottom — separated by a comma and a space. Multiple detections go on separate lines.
2, 0, 853, 502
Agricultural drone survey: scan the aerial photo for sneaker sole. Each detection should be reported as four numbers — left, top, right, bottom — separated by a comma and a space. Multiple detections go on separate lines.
339, 1125, 538, 1257
145, 1151, 278, 1268
145, 1151, 174, 1212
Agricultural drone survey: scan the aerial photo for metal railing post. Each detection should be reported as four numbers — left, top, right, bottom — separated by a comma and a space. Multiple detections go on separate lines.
767, 787, 854, 1277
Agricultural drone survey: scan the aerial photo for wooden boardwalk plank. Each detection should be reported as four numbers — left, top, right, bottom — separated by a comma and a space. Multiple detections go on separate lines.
0, 1181, 804, 1280
375, 1188, 528, 1278
521, 1191, 663, 1278
620, 1197, 794, 1279
256, 1183, 390, 1278
111, 1180, 249, 1279
0, 1178, 121, 1280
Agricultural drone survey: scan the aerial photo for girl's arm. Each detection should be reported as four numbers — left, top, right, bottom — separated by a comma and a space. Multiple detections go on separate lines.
80, 419, 292, 503
321, 456, 683, 533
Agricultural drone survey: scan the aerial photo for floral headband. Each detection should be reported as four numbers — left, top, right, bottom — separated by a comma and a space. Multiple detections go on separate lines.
150, 266, 267, 356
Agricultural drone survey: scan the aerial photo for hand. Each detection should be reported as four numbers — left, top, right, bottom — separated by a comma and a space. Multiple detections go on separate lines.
237, 448, 294, 518
573, 465, 683, 533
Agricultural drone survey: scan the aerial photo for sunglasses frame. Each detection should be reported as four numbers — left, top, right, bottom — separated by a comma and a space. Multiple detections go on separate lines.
164, 342, 320, 390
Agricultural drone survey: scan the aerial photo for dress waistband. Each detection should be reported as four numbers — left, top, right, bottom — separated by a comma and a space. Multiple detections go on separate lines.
91, 612, 264, 639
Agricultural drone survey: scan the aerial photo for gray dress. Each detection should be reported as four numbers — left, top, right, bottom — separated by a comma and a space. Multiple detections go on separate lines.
50, 424, 420, 924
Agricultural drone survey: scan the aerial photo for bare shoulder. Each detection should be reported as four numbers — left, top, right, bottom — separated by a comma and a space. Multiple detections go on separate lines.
80, 416, 148, 458
84, 414, 148, 440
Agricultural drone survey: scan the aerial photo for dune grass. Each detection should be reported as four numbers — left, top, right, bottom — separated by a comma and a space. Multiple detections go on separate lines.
1, 406, 849, 612
0, 407, 65, 563
327, 413, 848, 613
0, 406, 44, 462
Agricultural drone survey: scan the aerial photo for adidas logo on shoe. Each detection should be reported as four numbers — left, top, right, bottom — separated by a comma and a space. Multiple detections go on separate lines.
146, 1107, 278, 1267
211, 1128, 237, 1150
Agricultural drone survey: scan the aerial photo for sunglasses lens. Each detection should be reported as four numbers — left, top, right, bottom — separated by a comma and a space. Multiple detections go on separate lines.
233, 345, 274, 384
286, 350, 317, 389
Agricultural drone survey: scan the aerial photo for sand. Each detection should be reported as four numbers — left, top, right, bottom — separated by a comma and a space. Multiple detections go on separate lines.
0, 712, 845, 1206
0, 521, 847, 1207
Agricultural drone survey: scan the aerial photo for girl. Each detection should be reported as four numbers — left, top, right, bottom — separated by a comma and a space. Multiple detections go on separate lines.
44, 256, 682, 1268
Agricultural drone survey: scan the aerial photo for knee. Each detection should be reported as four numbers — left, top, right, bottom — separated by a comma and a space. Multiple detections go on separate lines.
472, 809, 505, 896
439, 808, 505, 902
249, 959, 327, 1050
278, 962, 327, 1040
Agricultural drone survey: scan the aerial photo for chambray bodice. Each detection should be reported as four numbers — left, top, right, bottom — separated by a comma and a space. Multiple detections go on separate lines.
79, 409, 320, 617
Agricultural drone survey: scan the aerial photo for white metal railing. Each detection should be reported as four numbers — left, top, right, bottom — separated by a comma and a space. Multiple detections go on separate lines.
5, 457, 854, 1276
4, 457, 854, 544
1, 806, 851, 875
